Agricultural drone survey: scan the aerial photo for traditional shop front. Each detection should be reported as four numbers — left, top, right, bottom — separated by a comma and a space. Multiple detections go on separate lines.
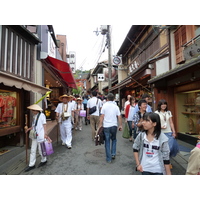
109, 68, 152, 111
0, 72, 50, 148
0, 25, 51, 149
41, 56, 77, 120
149, 56, 200, 145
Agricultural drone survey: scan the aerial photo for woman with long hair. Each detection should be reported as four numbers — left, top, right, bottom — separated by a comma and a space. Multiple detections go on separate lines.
155, 99, 178, 159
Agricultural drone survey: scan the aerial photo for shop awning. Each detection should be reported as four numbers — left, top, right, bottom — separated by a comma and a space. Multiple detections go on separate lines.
0, 71, 51, 94
45, 56, 77, 89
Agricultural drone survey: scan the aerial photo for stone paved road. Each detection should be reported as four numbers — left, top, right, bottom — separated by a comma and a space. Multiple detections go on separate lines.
15, 121, 186, 175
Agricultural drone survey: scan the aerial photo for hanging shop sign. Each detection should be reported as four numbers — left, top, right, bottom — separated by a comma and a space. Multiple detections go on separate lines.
113, 56, 122, 65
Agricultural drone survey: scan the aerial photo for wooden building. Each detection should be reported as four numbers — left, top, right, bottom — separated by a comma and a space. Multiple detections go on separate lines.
149, 25, 200, 145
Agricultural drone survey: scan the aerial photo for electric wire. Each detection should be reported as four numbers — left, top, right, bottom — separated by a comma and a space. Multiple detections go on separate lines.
77, 33, 105, 71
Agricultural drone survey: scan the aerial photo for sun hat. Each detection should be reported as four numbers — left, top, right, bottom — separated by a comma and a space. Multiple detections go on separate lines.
69, 95, 74, 98
27, 104, 43, 111
76, 97, 82, 101
59, 94, 71, 101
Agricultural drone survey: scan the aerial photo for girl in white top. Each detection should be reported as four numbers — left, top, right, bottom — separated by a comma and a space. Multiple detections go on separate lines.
155, 99, 178, 159
154, 99, 176, 138
133, 112, 171, 175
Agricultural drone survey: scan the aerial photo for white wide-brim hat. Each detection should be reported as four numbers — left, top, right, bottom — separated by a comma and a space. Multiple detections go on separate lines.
27, 104, 43, 111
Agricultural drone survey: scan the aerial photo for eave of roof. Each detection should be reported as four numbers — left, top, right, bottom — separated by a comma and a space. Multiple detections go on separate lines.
148, 56, 200, 84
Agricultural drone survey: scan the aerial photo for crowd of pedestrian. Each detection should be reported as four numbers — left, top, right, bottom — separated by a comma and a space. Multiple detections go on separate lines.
24, 91, 200, 175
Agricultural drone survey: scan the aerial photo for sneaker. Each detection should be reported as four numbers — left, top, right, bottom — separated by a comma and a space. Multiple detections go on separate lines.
112, 155, 115, 160
79, 128, 82, 131
107, 160, 111, 163
75, 127, 78, 130
67, 146, 72, 149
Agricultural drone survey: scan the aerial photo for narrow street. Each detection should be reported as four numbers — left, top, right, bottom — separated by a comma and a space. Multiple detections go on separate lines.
7, 120, 186, 175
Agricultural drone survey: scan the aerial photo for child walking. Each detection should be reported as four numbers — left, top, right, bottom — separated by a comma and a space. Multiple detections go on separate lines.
133, 112, 171, 175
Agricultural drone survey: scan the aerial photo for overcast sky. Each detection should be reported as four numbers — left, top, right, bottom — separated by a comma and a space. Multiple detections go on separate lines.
53, 24, 131, 71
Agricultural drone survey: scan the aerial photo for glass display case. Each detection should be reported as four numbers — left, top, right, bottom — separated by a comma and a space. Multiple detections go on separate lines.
176, 91, 200, 141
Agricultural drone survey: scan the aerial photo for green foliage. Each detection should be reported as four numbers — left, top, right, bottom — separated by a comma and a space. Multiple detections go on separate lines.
72, 86, 82, 95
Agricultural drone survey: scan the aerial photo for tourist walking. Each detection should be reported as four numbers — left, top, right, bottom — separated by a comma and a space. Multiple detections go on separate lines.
124, 94, 131, 121
74, 97, 84, 131
133, 112, 171, 175
24, 104, 48, 172
87, 91, 102, 141
127, 97, 136, 141
55, 94, 74, 149
132, 99, 147, 136
154, 99, 178, 158
132, 93, 152, 116
98, 93, 122, 163
82, 94, 89, 125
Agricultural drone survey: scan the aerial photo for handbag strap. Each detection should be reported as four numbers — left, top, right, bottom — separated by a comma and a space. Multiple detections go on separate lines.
62, 103, 68, 112
34, 112, 41, 128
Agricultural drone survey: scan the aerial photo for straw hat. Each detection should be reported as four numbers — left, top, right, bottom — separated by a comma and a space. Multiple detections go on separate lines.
69, 95, 74, 98
76, 97, 82, 101
27, 104, 43, 111
59, 94, 71, 101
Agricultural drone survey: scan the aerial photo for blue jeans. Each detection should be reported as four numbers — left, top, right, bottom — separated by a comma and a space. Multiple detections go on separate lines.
127, 121, 137, 139
104, 126, 117, 162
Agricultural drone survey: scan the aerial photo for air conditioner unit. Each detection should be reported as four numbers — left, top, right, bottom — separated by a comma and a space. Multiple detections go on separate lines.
183, 39, 200, 60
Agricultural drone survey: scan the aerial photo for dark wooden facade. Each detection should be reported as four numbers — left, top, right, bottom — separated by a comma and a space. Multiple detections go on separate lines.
0, 25, 40, 148
149, 25, 200, 145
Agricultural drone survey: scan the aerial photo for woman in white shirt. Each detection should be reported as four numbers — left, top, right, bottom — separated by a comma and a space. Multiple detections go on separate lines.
155, 99, 178, 158
154, 99, 176, 138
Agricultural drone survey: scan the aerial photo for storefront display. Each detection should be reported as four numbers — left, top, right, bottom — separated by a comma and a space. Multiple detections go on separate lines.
176, 91, 200, 141
0, 90, 17, 129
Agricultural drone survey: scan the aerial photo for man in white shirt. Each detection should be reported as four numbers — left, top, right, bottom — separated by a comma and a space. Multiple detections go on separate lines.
55, 94, 74, 149
87, 91, 102, 141
99, 93, 122, 163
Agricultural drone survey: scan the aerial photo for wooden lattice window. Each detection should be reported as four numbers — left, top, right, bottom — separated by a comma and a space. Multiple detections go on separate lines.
174, 25, 195, 64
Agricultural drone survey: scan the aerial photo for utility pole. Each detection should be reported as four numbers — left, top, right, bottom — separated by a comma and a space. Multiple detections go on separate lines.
107, 25, 112, 90
100, 25, 112, 90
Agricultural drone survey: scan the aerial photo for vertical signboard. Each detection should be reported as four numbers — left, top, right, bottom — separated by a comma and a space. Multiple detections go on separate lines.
68, 51, 76, 73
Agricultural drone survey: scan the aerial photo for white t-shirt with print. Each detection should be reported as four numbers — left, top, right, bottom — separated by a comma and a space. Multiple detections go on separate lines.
141, 134, 162, 173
